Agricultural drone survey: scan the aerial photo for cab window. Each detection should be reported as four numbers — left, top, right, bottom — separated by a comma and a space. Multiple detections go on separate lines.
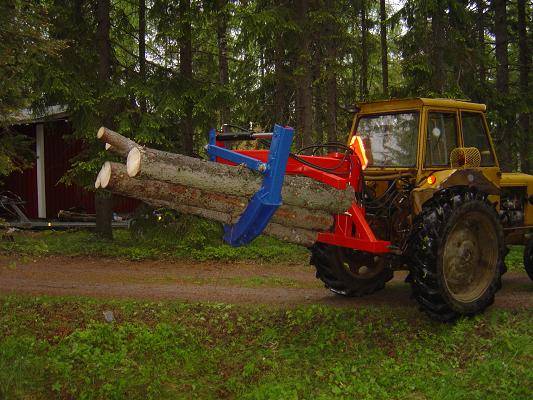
425, 112, 458, 167
461, 112, 495, 166
356, 112, 419, 167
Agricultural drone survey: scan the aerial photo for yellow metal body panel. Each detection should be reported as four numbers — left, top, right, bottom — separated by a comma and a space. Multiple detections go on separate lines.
500, 173, 533, 226
349, 98, 491, 175
356, 98, 486, 114
348, 97, 533, 234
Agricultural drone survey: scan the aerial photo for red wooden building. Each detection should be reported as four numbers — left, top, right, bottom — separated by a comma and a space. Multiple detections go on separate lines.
2, 108, 137, 219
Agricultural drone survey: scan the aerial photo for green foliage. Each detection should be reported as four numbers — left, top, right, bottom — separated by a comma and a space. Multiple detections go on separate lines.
2, 0, 529, 190
0, 1, 63, 121
0, 295, 531, 399
0, 1, 63, 179
0, 131, 33, 178
49, 322, 193, 399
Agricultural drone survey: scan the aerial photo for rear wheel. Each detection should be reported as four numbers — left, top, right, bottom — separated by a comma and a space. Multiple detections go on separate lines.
310, 243, 393, 297
408, 188, 504, 322
524, 239, 533, 281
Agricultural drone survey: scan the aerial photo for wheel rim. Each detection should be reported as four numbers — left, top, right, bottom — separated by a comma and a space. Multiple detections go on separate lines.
337, 248, 387, 280
442, 211, 498, 303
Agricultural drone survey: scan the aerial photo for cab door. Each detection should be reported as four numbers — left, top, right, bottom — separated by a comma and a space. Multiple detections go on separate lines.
459, 110, 501, 186
420, 108, 461, 172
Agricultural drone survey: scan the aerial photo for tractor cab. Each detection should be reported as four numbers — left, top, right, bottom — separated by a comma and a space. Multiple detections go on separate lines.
349, 98, 510, 215
351, 98, 499, 180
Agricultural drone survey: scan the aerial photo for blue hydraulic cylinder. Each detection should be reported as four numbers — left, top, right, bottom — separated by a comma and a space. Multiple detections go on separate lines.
206, 124, 294, 246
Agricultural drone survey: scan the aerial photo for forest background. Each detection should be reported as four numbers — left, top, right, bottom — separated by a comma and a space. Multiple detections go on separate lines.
0, 0, 531, 236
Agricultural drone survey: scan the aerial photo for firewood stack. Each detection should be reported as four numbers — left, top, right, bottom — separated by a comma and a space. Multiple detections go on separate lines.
95, 127, 355, 246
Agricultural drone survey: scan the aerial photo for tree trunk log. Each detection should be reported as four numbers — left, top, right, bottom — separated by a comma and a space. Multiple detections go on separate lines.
98, 163, 317, 246
97, 127, 140, 157
100, 162, 334, 231
145, 198, 317, 247
126, 147, 354, 214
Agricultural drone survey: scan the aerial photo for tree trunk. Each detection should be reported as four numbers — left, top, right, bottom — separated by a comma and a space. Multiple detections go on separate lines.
98, 162, 323, 247
179, 0, 194, 155
431, 1, 445, 94
216, 0, 230, 126
274, 36, 288, 124
295, 0, 313, 147
98, 127, 140, 156
380, 0, 389, 96
151, 198, 318, 246
476, 0, 486, 85
518, 0, 530, 173
138, 0, 147, 113
493, 0, 511, 170
96, 0, 113, 240
360, 0, 369, 99
493, 0, 509, 95
100, 162, 334, 231
325, 12, 337, 143
126, 146, 354, 214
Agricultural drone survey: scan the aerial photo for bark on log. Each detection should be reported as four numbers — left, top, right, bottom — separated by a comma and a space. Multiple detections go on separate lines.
127, 147, 354, 214
98, 164, 316, 246
142, 197, 317, 247
99, 162, 333, 231
97, 127, 140, 157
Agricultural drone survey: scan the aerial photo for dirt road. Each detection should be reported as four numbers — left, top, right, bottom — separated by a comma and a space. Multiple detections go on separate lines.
0, 255, 531, 310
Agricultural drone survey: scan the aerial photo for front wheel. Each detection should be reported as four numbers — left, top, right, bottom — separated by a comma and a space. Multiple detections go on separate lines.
408, 188, 504, 322
310, 243, 394, 297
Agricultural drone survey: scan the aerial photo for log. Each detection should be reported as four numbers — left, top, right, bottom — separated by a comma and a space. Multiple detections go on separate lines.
58, 210, 96, 222
97, 127, 353, 214
133, 197, 316, 247
99, 162, 333, 231
127, 147, 354, 214
97, 127, 141, 157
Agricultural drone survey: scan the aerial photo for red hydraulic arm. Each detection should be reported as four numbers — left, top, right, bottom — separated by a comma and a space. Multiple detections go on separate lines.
213, 138, 391, 254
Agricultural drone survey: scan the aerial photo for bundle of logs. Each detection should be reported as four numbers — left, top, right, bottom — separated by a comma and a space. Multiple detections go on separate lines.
95, 127, 355, 247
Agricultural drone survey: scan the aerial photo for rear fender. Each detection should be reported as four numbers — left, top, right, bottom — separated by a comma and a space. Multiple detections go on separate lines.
411, 169, 500, 215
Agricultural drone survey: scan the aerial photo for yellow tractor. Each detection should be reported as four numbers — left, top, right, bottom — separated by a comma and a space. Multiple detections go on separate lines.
310, 98, 533, 321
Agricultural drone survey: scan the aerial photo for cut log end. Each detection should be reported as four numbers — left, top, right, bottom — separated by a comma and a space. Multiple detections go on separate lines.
97, 126, 105, 139
99, 161, 112, 189
105, 143, 112, 151
127, 147, 141, 177
94, 176, 101, 189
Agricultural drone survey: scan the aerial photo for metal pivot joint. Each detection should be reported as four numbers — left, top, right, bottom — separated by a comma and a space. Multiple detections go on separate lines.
207, 125, 294, 246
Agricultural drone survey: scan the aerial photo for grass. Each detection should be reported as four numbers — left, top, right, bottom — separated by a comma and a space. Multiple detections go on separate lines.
0, 229, 527, 272
0, 294, 531, 400
506, 245, 527, 272
0, 216, 309, 264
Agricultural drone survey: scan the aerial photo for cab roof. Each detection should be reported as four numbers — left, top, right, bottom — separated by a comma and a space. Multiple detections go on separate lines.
357, 98, 486, 114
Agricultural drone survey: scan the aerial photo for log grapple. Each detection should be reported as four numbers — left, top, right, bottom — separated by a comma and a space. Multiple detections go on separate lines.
207, 124, 391, 254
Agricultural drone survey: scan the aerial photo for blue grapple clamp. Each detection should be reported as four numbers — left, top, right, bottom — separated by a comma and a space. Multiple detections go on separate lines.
206, 124, 294, 247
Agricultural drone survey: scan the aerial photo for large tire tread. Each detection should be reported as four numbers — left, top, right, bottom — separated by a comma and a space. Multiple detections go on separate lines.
310, 243, 393, 297
408, 188, 504, 322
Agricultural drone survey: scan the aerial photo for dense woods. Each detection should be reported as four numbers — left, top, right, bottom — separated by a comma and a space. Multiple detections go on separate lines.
0, 0, 531, 236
